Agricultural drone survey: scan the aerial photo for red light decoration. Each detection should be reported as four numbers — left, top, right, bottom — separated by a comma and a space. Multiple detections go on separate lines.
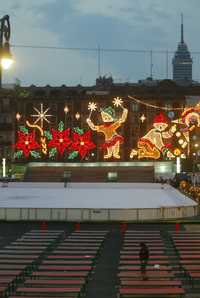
15, 131, 40, 158
48, 128, 71, 156
70, 130, 96, 159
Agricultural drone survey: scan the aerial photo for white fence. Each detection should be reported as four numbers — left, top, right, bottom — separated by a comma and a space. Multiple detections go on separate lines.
0, 205, 197, 221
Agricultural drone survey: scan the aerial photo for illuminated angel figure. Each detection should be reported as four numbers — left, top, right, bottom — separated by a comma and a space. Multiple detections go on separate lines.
87, 101, 128, 159
130, 113, 176, 160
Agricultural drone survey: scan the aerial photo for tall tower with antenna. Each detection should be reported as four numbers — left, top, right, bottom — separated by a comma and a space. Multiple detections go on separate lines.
172, 14, 192, 83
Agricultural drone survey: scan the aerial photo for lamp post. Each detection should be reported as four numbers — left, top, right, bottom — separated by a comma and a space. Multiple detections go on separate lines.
0, 15, 13, 88
192, 143, 199, 186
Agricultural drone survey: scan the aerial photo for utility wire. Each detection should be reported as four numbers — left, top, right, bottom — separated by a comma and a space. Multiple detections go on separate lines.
11, 44, 176, 54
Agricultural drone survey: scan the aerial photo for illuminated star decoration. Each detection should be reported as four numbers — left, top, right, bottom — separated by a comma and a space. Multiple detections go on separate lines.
113, 97, 123, 107
88, 102, 97, 118
140, 114, 146, 123
31, 103, 53, 128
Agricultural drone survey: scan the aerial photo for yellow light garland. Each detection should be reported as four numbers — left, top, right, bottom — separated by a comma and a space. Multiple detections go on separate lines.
26, 121, 47, 155
128, 95, 185, 111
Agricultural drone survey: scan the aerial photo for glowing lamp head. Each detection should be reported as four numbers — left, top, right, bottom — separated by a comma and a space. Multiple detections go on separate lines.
25, 140, 29, 145
1, 57, 13, 69
1, 42, 14, 69
80, 141, 85, 145
59, 138, 63, 143
1, 58, 13, 69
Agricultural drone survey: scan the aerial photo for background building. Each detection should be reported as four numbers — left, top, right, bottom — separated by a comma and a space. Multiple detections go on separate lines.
172, 14, 193, 84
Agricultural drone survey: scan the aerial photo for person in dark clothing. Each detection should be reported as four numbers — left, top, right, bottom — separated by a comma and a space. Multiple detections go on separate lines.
139, 242, 149, 279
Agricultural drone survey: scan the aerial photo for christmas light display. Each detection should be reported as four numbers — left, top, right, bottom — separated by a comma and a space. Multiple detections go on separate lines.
75, 112, 81, 120
113, 97, 123, 107
15, 126, 41, 158
13, 98, 200, 162
31, 103, 53, 128
64, 105, 69, 114
26, 121, 47, 155
170, 104, 200, 156
130, 113, 176, 159
128, 95, 184, 111
87, 98, 128, 159
173, 105, 200, 131
14, 118, 96, 160
69, 129, 96, 159
88, 102, 97, 118
140, 114, 146, 123
45, 121, 71, 157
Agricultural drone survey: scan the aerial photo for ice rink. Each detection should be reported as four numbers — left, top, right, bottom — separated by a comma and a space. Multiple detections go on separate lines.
0, 182, 196, 209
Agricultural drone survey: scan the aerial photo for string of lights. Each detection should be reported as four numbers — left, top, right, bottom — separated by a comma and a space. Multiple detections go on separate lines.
128, 95, 185, 111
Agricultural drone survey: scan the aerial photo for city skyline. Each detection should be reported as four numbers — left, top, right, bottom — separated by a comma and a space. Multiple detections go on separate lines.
1, 0, 200, 86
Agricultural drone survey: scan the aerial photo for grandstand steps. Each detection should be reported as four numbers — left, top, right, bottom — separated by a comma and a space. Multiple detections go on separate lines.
161, 231, 189, 289
86, 228, 120, 298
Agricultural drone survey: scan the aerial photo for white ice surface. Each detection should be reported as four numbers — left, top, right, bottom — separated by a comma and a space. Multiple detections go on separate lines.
0, 183, 197, 209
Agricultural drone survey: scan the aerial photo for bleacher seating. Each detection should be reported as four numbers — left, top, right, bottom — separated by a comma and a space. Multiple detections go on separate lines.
4, 225, 200, 297
7, 229, 108, 298
118, 230, 185, 297
171, 231, 200, 289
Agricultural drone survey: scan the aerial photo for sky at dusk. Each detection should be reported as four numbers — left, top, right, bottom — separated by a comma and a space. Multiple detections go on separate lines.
1, 0, 200, 86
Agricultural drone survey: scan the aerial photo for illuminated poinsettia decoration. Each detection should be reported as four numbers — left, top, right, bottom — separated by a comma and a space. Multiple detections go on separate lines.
48, 128, 71, 156
69, 129, 96, 159
15, 127, 40, 158
14, 121, 96, 160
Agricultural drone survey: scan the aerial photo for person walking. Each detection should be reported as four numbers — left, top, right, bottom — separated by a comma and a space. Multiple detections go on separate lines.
139, 242, 149, 279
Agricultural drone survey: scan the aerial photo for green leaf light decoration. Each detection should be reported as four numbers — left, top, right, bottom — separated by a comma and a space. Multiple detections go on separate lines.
30, 151, 41, 159
19, 126, 29, 134
49, 148, 57, 158
73, 127, 84, 135
44, 130, 52, 140
14, 150, 23, 159
58, 121, 64, 132
68, 151, 79, 160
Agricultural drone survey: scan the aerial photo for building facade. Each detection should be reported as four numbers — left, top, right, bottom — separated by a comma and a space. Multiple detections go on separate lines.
0, 78, 200, 170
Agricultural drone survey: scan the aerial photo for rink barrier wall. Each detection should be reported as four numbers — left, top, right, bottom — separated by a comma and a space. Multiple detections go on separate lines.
0, 205, 197, 221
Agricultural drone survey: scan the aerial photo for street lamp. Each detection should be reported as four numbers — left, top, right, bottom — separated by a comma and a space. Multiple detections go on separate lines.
0, 15, 13, 88
192, 143, 199, 186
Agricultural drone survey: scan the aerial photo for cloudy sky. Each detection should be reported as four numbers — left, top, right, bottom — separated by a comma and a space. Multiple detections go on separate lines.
1, 0, 200, 86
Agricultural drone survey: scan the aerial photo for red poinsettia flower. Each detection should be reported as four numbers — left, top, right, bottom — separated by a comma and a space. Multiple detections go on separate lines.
15, 131, 40, 158
48, 128, 71, 155
70, 130, 96, 159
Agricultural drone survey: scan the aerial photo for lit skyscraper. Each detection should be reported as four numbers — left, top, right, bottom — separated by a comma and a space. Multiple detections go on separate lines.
172, 14, 192, 83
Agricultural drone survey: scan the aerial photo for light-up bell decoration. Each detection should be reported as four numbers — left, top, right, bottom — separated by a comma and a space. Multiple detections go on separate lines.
64, 105, 69, 114
16, 112, 21, 121
75, 112, 80, 120
140, 114, 146, 123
